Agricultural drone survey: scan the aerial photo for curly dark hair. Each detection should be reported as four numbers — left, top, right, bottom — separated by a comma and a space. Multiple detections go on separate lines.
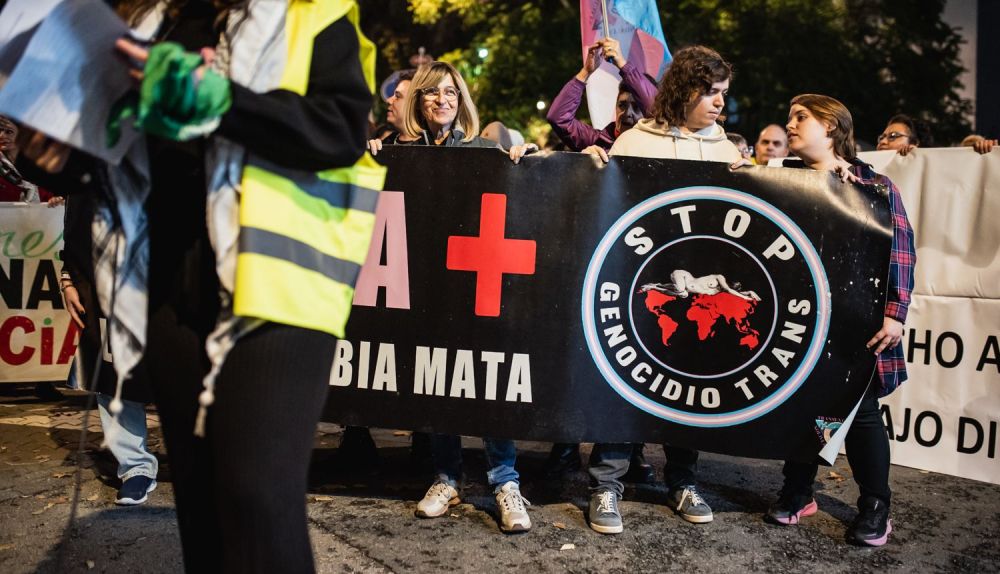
649, 46, 732, 126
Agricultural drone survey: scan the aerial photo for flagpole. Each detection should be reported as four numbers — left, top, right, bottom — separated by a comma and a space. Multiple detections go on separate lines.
600, 0, 610, 38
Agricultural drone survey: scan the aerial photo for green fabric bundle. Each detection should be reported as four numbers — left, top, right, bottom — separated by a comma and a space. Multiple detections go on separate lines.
108, 42, 232, 146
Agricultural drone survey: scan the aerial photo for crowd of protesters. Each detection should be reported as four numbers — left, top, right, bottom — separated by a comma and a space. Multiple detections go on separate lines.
1, 2, 999, 572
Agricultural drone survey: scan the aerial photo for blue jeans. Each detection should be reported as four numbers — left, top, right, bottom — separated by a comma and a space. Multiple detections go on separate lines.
430, 434, 519, 492
96, 394, 158, 481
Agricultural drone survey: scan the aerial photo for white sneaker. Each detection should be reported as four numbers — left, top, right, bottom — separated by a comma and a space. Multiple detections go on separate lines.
495, 481, 531, 532
416, 482, 459, 518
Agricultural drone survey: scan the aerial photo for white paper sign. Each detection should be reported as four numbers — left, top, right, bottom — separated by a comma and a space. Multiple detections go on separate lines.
0, 0, 138, 165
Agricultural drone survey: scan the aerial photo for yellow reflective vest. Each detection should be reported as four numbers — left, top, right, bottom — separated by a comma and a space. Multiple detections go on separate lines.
234, 0, 385, 338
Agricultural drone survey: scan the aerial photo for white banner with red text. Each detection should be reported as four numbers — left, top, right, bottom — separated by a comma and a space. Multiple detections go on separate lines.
0, 203, 77, 382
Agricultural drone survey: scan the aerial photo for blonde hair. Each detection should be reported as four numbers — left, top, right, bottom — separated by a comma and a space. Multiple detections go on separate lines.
790, 94, 856, 160
401, 61, 479, 142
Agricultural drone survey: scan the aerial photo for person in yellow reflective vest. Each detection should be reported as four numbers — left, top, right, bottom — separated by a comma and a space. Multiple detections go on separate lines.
103, 1, 381, 571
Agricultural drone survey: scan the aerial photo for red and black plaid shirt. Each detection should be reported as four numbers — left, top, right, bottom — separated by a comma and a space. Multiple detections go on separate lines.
851, 162, 915, 397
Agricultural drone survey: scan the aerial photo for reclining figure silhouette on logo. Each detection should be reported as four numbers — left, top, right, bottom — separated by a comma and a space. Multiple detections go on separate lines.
640, 270, 761, 302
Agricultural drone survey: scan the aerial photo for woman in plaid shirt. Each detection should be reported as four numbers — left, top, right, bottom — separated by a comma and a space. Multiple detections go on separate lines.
751, 94, 916, 546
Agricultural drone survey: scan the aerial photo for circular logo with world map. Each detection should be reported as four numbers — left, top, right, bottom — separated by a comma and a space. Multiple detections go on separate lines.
581, 187, 831, 427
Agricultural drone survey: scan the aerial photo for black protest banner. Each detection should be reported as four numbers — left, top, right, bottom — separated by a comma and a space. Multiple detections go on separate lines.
325, 147, 893, 461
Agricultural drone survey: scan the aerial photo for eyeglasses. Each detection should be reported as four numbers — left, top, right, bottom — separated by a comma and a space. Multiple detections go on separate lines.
421, 86, 461, 101
877, 131, 910, 144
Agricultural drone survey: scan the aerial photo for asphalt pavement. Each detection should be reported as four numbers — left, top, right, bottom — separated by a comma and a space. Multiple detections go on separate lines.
1, 385, 998, 573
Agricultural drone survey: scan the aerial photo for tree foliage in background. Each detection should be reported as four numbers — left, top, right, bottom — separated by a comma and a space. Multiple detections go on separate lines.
358, 0, 972, 145
662, 0, 971, 145
359, 0, 580, 142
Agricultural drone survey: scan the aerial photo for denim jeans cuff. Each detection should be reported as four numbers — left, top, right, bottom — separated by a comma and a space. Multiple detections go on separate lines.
492, 479, 519, 494
120, 468, 156, 481
434, 474, 460, 489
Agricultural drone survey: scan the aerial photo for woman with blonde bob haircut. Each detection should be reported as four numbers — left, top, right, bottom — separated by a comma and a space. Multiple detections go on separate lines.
375, 61, 534, 531
370, 60, 538, 161
398, 61, 488, 146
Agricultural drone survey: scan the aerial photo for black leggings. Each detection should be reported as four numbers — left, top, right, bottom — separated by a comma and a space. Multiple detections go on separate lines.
782, 381, 891, 505
144, 304, 335, 574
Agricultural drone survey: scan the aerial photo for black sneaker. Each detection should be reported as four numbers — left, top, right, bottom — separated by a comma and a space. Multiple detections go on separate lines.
847, 497, 892, 546
622, 444, 656, 484
116, 476, 156, 506
766, 490, 818, 525
588, 490, 624, 534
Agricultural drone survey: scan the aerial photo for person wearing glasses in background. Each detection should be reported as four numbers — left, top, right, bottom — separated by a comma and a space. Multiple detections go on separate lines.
876, 114, 933, 156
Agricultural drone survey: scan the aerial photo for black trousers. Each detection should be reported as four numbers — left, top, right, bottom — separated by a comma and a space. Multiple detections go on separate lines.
782, 382, 891, 505
145, 304, 335, 574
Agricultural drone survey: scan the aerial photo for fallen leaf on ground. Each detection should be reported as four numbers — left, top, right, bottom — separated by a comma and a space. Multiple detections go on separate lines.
449, 513, 459, 518
552, 522, 567, 530
32, 502, 55, 515
52, 472, 70, 478
310, 495, 334, 502
827, 471, 846, 481
392, 431, 411, 436
85, 559, 95, 569
559, 544, 575, 551
0, 543, 15, 551
86, 494, 99, 501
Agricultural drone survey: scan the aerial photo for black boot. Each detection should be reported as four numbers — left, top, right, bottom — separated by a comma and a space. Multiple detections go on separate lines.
543, 443, 582, 478
622, 443, 656, 484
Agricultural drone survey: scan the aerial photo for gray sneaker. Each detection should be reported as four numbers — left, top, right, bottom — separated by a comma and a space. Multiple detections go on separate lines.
588, 490, 623, 534
668, 485, 713, 523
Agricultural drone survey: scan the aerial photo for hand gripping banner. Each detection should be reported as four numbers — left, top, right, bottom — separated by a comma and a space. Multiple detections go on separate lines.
324, 147, 893, 462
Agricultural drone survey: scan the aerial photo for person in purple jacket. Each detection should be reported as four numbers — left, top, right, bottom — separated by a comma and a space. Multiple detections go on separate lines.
546, 37, 657, 151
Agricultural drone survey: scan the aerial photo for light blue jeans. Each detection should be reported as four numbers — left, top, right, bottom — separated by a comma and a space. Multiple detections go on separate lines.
96, 394, 158, 481
431, 434, 519, 492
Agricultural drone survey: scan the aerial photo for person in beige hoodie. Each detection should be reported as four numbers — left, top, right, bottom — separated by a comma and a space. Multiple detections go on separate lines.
585, 46, 741, 164
583, 45, 738, 536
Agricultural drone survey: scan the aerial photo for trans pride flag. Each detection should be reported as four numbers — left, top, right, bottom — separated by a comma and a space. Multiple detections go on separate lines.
580, 0, 671, 128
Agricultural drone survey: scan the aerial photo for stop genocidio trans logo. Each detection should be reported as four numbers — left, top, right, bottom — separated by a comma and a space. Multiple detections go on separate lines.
582, 187, 831, 427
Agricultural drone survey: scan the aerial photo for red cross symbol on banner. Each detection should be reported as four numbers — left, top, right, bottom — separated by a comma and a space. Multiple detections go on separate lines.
446, 193, 537, 317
